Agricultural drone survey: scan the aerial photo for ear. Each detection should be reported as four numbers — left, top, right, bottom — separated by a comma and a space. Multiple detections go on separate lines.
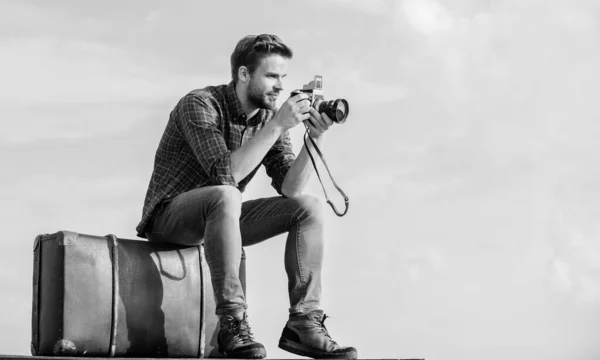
238, 66, 250, 83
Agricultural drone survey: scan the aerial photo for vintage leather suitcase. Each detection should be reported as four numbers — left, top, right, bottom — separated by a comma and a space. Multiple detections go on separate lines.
31, 230, 207, 358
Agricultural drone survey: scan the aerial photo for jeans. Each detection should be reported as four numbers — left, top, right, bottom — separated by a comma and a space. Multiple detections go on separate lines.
147, 185, 324, 316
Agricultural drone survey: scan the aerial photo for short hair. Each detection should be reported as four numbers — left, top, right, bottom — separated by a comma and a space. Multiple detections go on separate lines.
230, 34, 293, 83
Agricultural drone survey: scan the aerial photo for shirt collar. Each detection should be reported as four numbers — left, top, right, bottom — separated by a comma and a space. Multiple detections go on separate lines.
226, 81, 270, 126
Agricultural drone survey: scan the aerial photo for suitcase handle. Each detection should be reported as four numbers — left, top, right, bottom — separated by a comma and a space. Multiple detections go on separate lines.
105, 234, 119, 357
156, 249, 187, 280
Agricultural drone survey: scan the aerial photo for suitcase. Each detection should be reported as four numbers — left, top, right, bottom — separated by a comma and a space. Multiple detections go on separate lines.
31, 230, 207, 358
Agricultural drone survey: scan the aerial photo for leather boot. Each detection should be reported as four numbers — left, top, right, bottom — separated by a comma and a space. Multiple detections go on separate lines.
278, 310, 357, 359
217, 312, 266, 359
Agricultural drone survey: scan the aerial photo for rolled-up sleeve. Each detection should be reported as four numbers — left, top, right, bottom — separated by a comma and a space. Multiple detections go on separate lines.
262, 130, 296, 195
178, 94, 237, 187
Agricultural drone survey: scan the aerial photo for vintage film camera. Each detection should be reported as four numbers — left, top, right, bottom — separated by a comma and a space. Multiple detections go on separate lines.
290, 75, 349, 124
289, 75, 350, 217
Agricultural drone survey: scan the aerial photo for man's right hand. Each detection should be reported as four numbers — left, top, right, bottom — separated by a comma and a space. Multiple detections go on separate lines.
272, 93, 312, 131
231, 92, 311, 184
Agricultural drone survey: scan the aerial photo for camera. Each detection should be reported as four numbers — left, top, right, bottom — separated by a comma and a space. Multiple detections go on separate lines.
290, 75, 349, 124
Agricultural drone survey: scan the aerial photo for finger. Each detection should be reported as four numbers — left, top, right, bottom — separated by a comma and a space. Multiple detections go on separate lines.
315, 111, 330, 130
297, 104, 309, 115
308, 107, 320, 118
303, 119, 319, 135
300, 99, 312, 110
299, 113, 311, 125
320, 112, 334, 127
291, 92, 310, 103
309, 113, 327, 133
298, 101, 312, 114
308, 108, 328, 132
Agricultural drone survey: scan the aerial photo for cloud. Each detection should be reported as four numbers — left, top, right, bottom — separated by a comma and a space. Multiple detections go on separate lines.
302, 63, 407, 105
145, 10, 162, 23
550, 256, 600, 305
0, 37, 224, 105
397, 177, 462, 199
0, 33, 227, 143
0, 173, 148, 239
346, 76, 407, 104
319, 0, 389, 14
578, 275, 600, 304
345, 168, 395, 199
550, 259, 572, 292
547, 206, 600, 305
8, 173, 146, 201
0, 3, 227, 107
398, 0, 455, 34
0, 2, 110, 40
344, 165, 463, 202
400, 244, 446, 281
1, 101, 165, 143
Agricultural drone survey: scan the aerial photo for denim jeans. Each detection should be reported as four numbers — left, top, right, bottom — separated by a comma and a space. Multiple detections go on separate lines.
147, 185, 324, 317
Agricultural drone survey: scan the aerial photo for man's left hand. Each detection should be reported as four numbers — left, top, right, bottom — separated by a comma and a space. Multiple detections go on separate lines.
304, 108, 334, 139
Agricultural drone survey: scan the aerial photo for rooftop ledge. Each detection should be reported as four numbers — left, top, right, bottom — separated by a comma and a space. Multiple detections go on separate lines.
1, 355, 424, 360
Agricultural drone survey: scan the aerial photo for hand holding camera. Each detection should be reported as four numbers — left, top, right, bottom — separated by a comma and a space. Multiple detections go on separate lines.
272, 92, 312, 132
290, 75, 349, 125
304, 108, 334, 139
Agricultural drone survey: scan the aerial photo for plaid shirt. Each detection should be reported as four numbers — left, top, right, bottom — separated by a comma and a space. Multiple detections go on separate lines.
136, 81, 296, 238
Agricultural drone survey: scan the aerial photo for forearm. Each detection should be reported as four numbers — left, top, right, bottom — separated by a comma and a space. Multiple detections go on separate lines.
230, 121, 284, 183
280, 135, 323, 197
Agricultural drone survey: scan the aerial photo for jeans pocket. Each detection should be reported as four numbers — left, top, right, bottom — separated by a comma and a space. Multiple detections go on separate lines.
158, 198, 174, 217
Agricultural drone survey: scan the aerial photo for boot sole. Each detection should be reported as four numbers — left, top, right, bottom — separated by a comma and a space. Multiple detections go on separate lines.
218, 341, 267, 359
278, 337, 358, 360
219, 348, 267, 359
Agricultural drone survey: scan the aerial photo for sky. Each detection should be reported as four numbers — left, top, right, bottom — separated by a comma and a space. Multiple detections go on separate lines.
1, 0, 600, 359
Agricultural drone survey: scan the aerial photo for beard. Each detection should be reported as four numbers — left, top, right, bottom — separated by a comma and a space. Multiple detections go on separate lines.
247, 77, 278, 111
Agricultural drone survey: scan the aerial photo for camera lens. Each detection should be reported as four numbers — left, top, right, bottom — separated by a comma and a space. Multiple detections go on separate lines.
317, 99, 349, 124
334, 100, 348, 124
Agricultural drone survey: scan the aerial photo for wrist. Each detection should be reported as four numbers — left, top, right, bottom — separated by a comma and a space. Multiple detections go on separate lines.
306, 133, 324, 151
265, 117, 285, 137
310, 131, 324, 143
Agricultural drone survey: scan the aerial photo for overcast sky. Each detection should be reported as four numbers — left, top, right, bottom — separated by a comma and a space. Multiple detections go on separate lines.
1, 1, 600, 359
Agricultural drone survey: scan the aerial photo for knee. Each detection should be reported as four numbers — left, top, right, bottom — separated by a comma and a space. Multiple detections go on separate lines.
291, 194, 325, 224
211, 185, 242, 216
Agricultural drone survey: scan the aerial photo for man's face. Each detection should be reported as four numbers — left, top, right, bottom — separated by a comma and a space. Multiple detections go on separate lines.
246, 54, 288, 111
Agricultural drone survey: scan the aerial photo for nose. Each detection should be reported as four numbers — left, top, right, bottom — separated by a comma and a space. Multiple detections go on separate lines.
275, 78, 284, 91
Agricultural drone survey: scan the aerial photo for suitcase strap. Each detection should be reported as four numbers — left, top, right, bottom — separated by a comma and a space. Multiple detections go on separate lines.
106, 234, 119, 357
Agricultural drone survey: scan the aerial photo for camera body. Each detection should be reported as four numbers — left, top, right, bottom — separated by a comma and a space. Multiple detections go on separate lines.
290, 75, 325, 103
290, 75, 349, 124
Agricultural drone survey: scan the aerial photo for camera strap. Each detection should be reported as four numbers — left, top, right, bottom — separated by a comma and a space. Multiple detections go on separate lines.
303, 127, 349, 217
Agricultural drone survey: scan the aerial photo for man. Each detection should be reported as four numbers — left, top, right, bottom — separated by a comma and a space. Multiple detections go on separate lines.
136, 34, 357, 359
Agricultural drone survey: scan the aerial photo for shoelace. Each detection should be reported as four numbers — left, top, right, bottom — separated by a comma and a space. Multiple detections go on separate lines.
316, 313, 338, 345
227, 316, 255, 344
